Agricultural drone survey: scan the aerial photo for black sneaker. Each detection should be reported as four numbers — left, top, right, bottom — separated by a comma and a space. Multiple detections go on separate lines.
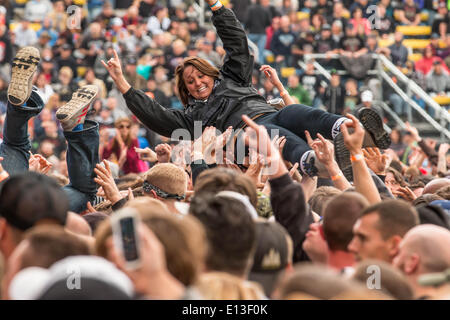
333, 132, 353, 181
358, 107, 391, 149
8, 47, 40, 106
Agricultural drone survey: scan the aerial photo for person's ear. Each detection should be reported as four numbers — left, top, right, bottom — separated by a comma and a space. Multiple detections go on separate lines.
387, 235, 403, 259
404, 253, 420, 275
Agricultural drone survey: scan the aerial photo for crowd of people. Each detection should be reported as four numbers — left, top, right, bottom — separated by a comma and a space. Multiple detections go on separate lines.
0, 0, 448, 301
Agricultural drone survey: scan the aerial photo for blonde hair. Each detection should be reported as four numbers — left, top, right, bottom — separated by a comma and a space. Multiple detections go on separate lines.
197, 272, 266, 300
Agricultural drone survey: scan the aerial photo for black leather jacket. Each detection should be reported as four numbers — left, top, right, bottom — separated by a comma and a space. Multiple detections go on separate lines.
122, 7, 277, 138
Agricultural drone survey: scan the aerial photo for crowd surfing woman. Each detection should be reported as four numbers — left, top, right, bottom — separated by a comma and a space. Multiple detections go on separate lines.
102, 0, 390, 178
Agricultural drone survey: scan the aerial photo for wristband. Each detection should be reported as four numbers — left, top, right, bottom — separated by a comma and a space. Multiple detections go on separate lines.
350, 153, 364, 162
280, 90, 289, 97
331, 172, 343, 181
210, 0, 222, 11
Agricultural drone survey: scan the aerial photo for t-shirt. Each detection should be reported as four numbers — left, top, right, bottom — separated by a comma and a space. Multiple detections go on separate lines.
339, 35, 364, 52
315, 37, 336, 53
80, 35, 105, 67
403, 3, 419, 22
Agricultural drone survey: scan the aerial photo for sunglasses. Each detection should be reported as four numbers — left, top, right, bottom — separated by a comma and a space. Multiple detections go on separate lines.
118, 125, 131, 129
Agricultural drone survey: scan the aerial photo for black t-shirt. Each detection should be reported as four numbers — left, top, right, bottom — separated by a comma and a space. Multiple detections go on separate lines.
340, 35, 364, 52
432, 13, 450, 34
300, 73, 321, 99
80, 35, 105, 67
315, 36, 336, 53
55, 57, 78, 78
378, 16, 395, 36
311, 2, 332, 18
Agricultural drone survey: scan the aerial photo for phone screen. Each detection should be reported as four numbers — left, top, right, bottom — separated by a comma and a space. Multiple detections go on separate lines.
120, 217, 139, 261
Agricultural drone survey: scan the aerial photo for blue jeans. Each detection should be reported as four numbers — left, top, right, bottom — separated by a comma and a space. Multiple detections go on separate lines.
248, 33, 267, 65
0, 90, 99, 213
254, 104, 344, 165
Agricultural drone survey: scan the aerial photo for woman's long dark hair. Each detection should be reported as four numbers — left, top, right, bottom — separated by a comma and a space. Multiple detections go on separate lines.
175, 57, 220, 106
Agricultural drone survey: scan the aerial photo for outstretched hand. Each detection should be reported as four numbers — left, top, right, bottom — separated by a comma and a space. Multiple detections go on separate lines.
260, 65, 283, 89
101, 49, 123, 82
305, 130, 334, 166
94, 160, 122, 205
341, 114, 364, 155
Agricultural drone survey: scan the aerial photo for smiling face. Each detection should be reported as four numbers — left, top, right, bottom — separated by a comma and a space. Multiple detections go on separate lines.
182, 65, 215, 101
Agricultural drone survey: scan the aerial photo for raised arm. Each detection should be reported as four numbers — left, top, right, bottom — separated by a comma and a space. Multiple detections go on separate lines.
209, 1, 253, 85
102, 50, 193, 138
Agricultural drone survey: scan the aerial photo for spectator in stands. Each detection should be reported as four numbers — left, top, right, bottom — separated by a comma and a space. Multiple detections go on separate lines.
47, 0, 68, 33
388, 32, 409, 67
286, 74, 311, 105
79, 68, 108, 100
230, 0, 252, 25
24, 0, 53, 23
246, 0, 273, 64
122, 56, 146, 91
198, 39, 222, 68
292, 31, 315, 67
36, 18, 58, 47
426, 60, 450, 95
14, 20, 38, 48
323, 69, 345, 114
315, 24, 336, 55
311, 0, 332, 18
327, 1, 348, 28
349, 6, 370, 36
80, 22, 105, 68
147, 7, 171, 35
416, 45, 449, 75
348, 200, 419, 263
393, 225, 450, 299
311, 13, 325, 34
52, 67, 77, 103
343, 78, 360, 113
355, 90, 385, 120
301, 60, 323, 108
431, 2, 449, 38
55, 44, 77, 79
377, 4, 395, 38
271, 15, 296, 67
429, 33, 441, 56
399, 0, 422, 26
339, 24, 366, 58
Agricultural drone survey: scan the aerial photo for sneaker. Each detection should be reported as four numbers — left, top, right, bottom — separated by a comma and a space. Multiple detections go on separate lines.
300, 150, 330, 178
7, 47, 40, 106
333, 132, 353, 181
56, 85, 99, 131
357, 107, 391, 149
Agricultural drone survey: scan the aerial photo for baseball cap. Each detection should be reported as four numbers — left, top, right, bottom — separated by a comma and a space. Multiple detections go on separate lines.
111, 17, 123, 27
433, 59, 442, 65
330, 68, 338, 75
322, 24, 331, 31
248, 221, 290, 296
431, 33, 440, 39
361, 90, 373, 102
61, 43, 72, 50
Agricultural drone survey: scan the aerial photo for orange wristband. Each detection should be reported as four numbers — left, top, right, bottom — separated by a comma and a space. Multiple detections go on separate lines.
280, 90, 288, 97
0, 170, 9, 183
331, 172, 343, 181
350, 153, 364, 162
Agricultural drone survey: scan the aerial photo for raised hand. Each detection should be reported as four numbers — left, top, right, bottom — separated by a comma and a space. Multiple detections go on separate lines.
340, 113, 364, 155
362, 147, 388, 175
260, 65, 283, 89
101, 49, 124, 82
135, 147, 158, 162
405, 121, 420, 142
305, 130, 334, 166
155, 143, 172, 163
94, 160, 122, 205
29, 153, 53, 175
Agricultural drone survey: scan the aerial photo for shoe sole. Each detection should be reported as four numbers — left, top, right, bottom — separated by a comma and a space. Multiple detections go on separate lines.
334, 132, 353, 182
358, 108, 391, 149
7, 47, 40, 106
56, 85, 98, 130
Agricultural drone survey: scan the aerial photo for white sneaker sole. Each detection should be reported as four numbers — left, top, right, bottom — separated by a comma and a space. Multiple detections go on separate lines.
56, 85, 99, 130
7, 47, 40, 106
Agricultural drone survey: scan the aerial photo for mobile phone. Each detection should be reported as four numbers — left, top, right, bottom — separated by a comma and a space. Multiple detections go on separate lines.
111, 208, 141, 270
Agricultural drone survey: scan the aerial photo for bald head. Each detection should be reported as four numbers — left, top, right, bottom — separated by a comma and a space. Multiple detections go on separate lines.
65, 212, 92, 237
423, 178, 450, 195
400, 225, 450, 273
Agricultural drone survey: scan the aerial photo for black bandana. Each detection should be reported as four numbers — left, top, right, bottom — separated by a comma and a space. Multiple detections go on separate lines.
142, 181, 185, 201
